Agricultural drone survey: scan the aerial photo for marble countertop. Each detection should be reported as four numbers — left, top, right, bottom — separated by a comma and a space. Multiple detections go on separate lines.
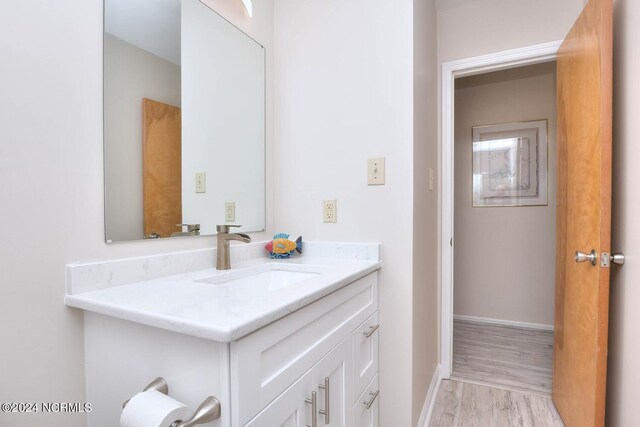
65, 244, 380, 342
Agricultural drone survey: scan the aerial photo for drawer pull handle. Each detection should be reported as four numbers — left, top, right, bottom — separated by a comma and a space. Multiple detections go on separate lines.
363, 390, 379, 410
363, 324, 380, 338
305, 391, 317, 427
318, 377, 330, 424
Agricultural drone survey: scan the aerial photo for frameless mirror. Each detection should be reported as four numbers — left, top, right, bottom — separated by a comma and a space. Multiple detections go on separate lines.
104, 0, 265, 242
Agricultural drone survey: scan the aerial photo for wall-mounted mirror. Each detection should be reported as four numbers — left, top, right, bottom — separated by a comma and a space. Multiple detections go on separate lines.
104, 0, 265, 243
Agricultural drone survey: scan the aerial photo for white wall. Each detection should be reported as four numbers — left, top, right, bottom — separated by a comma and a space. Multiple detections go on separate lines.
453, 63, 557, 326
437, 0, 585, 64
181, 0, 265, 235
104, 34, 181, 241
0, 1, 273, 425
273, 0, 413, 424
607, 0, 640, 424
412, 0, 440, 424
274, 0, 439, 425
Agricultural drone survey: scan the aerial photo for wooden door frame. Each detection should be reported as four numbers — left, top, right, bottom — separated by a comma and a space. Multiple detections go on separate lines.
440, 41, 563, 379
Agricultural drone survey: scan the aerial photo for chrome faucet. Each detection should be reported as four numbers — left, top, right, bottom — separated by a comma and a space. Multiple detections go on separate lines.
170, 223, 201, 237
216, 225, 251, 270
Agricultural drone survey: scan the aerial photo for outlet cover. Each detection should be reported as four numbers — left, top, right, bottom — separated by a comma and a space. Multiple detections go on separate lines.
225, 202, 235, 222
367, 157, 385, 185
323, 199, 337, 223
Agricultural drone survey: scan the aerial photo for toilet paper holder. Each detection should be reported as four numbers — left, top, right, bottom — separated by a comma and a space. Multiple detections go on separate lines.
123, 377, 222, 426
123, 377, 169, 408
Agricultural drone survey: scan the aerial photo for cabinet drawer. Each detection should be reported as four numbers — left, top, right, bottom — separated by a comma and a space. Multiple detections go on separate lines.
353, 373, 379, 427
231, 272, 378, 426
353, 312, 379, 403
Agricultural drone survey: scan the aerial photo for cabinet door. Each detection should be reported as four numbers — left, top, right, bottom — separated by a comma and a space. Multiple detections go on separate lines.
312, 337, 353, 427
353, 374, 379, 427
353, 312, 379, 402
244, 371, 314, 427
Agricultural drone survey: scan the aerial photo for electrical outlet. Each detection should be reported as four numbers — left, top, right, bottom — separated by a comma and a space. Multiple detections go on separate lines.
195, 172, 206, 193
323, 200, 337, 223
225, 202, 235, 222
367, 157, 385, 185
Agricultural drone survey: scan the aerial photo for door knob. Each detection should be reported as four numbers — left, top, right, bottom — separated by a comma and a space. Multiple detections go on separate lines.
611, 253, 625, 265
603, 253, 626, 266
575, 250, 597, 266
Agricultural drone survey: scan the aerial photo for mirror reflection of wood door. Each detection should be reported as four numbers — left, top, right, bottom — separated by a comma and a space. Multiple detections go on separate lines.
142, 98, 181, 238
553, 0, 612, 425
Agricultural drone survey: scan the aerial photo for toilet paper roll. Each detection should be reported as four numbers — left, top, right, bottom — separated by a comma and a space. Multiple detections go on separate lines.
120, 390, 191, 427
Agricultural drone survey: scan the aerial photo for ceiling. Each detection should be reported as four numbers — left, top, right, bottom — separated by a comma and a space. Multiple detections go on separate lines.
105, 0, 181, 65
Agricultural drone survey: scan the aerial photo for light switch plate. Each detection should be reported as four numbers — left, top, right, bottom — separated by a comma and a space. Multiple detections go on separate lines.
195, 172, 206, 193
367, 157, 385, 185
225, 202, 235, 222
429, 168, 434, 191
323, 200, 337, 223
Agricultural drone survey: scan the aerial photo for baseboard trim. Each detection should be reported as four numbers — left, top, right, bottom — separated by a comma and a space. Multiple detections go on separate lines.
453, 315, 553, 332
417, 364, 441, 427
448, 375, 551, 398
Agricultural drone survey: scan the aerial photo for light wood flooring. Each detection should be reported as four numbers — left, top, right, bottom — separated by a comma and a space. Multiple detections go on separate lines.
429, 380, 564, 427
452, 320, 554, 396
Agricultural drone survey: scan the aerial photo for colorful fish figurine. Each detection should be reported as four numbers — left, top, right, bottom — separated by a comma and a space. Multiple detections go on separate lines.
265, 233, 303, 259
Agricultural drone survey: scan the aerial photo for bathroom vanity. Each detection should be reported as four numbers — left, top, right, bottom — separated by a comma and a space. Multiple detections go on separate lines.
66, 242, 380, 427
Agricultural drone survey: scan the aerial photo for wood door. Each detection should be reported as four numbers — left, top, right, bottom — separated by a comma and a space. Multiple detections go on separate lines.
553, 0, 613, 425
142, 98, 182, 238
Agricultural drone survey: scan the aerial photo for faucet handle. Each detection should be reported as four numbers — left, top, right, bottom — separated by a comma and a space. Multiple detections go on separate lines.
216, 224, 242, 233
176, 224, 200, 232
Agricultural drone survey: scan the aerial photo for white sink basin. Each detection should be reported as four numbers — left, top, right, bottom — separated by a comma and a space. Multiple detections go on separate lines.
196, 263, 325, 291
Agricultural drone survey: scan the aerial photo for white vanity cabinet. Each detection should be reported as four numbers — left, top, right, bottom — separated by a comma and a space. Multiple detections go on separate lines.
75, 257, 380, 427
233, 272, 379, 426
245, 337, 352, 427
83, 313, 232, 427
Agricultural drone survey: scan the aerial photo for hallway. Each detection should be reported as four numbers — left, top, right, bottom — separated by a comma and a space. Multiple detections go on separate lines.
452, 320, 553, 396
429, 380, 564, 427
